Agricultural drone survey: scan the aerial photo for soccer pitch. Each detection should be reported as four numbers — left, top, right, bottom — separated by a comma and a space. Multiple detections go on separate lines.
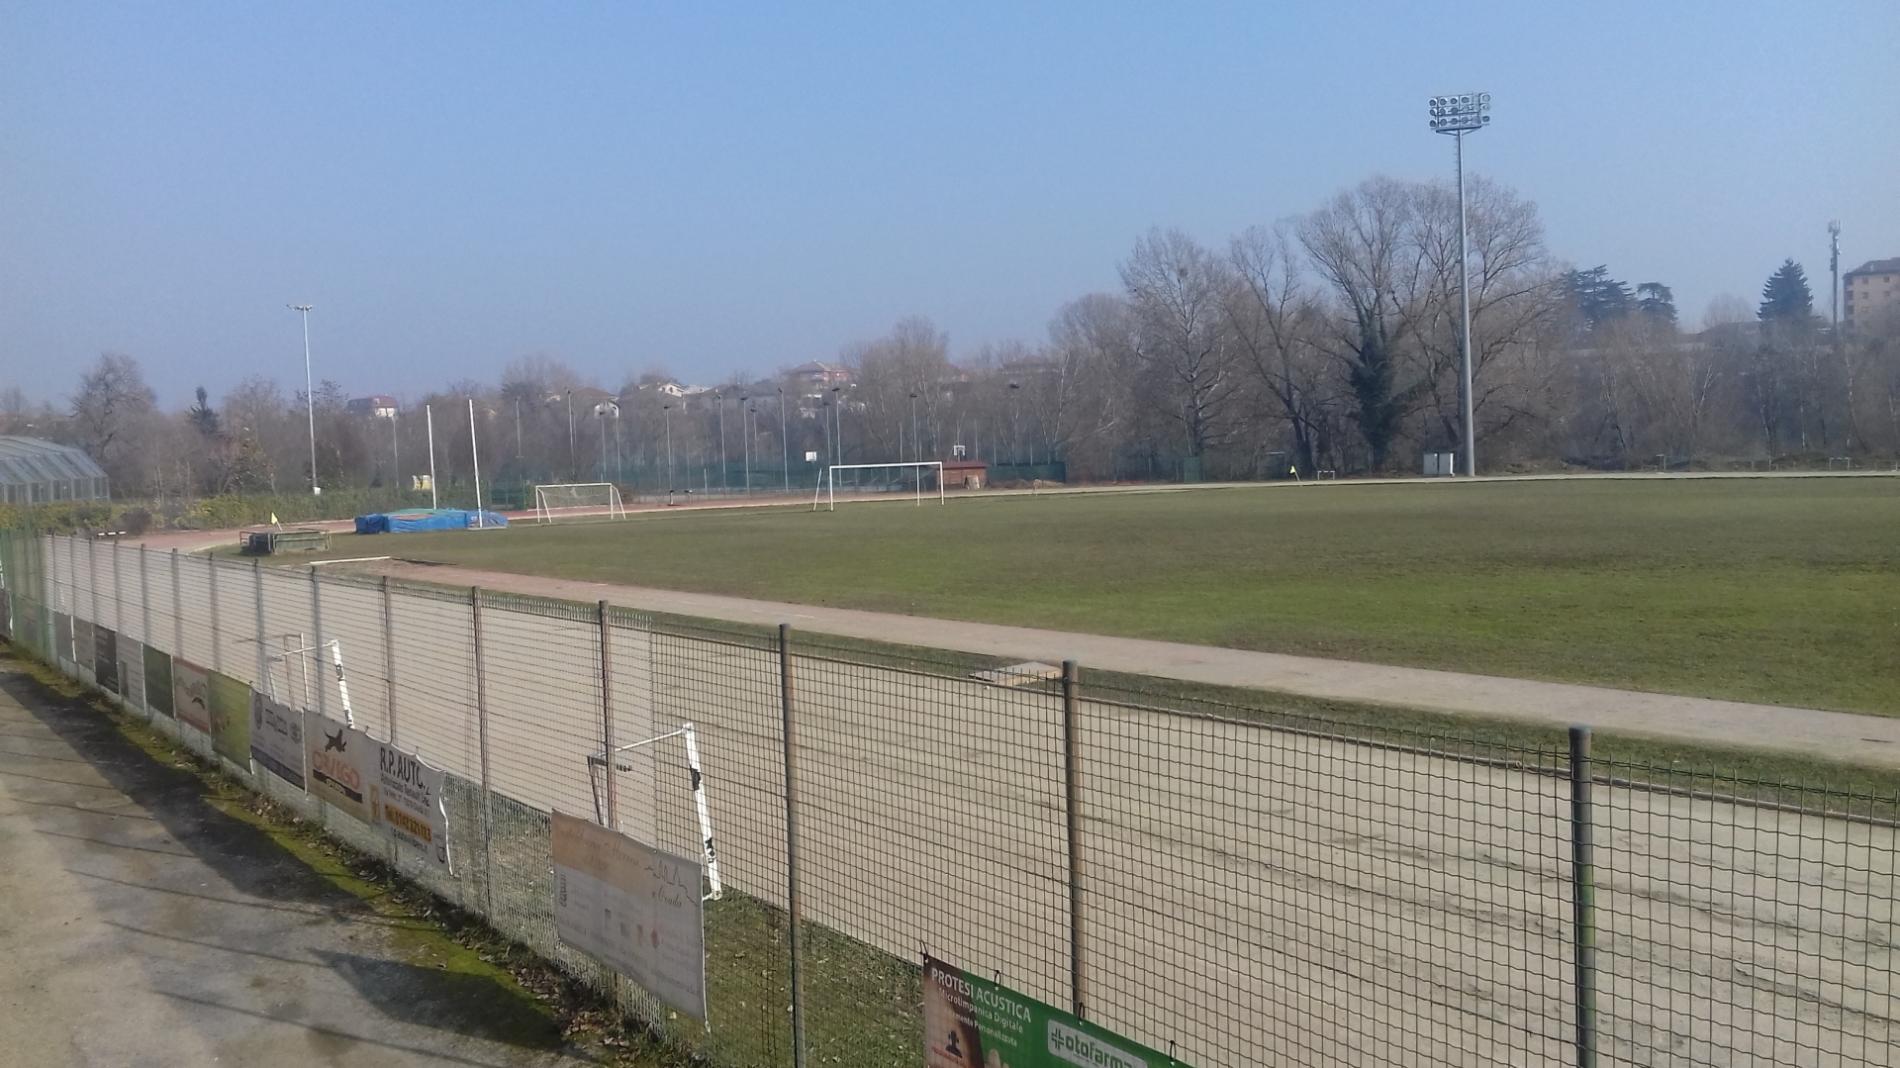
327, 478, 1900, 715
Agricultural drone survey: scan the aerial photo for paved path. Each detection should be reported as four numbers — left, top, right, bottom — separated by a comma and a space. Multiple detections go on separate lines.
362, 559, 1900, 767
0, 656, 602, 1068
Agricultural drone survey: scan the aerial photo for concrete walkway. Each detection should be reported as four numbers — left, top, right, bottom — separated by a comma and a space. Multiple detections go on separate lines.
370, 560, 1900, 767
0, 656, 604, 1068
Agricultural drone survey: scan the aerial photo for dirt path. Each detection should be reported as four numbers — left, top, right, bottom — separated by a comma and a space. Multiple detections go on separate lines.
0, 656, 603, 1068
364, 559, 1900, 766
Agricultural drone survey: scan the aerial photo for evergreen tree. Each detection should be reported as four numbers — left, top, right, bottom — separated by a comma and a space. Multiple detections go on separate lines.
1758, 259, 1814, 324
1565, 265, 1634, 329
1635, 282, 1677, 329
187, 385, 221, 437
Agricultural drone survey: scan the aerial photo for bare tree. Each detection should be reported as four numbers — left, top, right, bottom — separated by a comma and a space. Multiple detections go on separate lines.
1120, 228, 1243, 463
1299, 178, 1432, 470
1227, 224, 1335, 474
70, 353, 158, 493
1412, 177, 1566, 455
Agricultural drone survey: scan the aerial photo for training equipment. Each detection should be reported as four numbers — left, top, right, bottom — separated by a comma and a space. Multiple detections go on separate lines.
534, 483, 627, 523
811, 462, 945, 511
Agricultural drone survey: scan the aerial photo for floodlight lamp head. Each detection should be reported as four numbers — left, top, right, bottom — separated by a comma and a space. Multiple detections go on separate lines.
1428, 89, 1492, 134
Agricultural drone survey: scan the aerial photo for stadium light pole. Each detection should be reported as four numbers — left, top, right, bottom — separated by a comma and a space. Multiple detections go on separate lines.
662, 402, 674, 493
1429, 91, 1491, 478
1829, 220, 1842, 348
565, 390, 576, 479
829, 385, 843, 466
741, 396, 752, 496
714, 390, 728, 492
288, 304, 318, 495
778, 386, 790, 494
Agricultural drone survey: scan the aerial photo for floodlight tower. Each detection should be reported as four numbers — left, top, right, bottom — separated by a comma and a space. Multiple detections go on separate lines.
1829, 220, 1842, 340
1428, 91, 1492, 477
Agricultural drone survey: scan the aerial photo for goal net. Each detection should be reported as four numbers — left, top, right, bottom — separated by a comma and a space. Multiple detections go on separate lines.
533, 483, 627, 522
812, 462, 945, 511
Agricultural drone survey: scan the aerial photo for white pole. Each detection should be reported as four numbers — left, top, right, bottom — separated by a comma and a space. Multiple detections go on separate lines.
425, 404, 439, 509
681, 724, 722, 900
468, 398, 485, 528
290, 304, 318, 495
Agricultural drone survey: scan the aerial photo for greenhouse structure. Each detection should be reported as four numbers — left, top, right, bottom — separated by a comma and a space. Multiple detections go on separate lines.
0, 436, 109, 504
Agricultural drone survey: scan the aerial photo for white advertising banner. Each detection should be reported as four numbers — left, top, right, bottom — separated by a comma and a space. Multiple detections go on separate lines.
173, 658, 212, 734
306, 712, 375, 824
550, 811, 706, 1019
373, 742, 451, 870
248, 689, 306, 790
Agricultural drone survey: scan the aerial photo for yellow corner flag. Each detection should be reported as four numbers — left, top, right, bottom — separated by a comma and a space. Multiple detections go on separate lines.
269, 512, 280, 525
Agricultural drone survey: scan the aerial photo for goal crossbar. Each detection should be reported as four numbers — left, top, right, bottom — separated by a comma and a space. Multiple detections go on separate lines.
533, 482, 627, 522
811, 462, 946, 511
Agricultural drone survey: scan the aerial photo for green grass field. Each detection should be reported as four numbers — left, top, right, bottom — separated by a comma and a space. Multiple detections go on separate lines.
319, 479, 1900, 715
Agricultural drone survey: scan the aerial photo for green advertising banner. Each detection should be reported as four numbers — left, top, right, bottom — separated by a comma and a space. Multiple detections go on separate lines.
207, 671, 253, 765
144, 646, 174, 717
923, 955, 1187, 1068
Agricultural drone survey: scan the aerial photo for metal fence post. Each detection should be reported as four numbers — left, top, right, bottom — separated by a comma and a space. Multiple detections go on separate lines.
208, 555, 223, 672
1061, 658, 1088, 1019
112, 539, 124, 635
598, 600, 617, 830
170, 549, 182, 658
1569, 725, 1598, 1068
253, 559, 270, 688
138, 545, 151, 662
778, 623, 807, 1068
381, 575, 399, 745
472, 586, 495, 917
87, 531, 98, 628
309, 566, 326, 717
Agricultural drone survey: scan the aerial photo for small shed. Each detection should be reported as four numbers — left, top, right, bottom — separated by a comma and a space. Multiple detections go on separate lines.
941, 459, 989, 489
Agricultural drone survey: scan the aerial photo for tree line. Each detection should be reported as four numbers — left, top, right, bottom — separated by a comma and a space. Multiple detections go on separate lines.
6, 173, 1897, 503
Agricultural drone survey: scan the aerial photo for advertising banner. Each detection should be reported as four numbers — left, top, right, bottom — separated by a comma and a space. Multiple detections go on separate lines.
306, 712, 375, 823
923, 955, 1188, 1068
208, 671, 252, 764
145, 646, 175, 717
248, 689, 305, 789
118, 636, 145, 710
94, 626, 120, 694
551, 811, 706, 1018
73, 615, 94, 675
373, 742, 451, 870
173, 658, 212, 733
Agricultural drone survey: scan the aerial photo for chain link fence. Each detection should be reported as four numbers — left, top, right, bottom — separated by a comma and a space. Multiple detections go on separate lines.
1, 527, 1895, 1067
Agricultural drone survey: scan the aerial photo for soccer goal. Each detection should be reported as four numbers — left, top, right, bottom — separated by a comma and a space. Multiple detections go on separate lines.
533, 483, 627, 522
812, 462, 945, 511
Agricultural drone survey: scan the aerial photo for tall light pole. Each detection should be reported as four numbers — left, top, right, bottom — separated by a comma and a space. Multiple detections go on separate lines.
288, 304, 318, 494
714, 391, 728, 492
565, 390, 576, 478
778, 386, 790, 494
830, 385, 843, 467
909, 391, 921, 493
743, 400, 755, 496
1829, 220, 1842, 339
1429, 91, 1491, 478
662, 402, 674, 493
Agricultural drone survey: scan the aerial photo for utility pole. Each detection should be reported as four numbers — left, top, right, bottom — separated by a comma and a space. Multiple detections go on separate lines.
288, 304, 318, 494
1429, 91, 1492, 478
778, 386, 790, 495
425, 403, 438, 508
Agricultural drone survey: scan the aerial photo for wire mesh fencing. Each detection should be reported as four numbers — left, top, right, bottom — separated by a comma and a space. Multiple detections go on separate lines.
2, 529, 1897, 1068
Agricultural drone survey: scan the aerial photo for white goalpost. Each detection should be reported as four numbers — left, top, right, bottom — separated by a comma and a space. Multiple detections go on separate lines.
811, 462, 946, 511
533, 483, 627, 523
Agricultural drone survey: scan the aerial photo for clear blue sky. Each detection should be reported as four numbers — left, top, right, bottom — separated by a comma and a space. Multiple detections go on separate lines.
4, 1, 1896, 407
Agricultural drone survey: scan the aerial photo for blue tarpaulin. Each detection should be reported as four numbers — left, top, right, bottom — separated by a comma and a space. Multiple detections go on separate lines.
354, 509, 508, 534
